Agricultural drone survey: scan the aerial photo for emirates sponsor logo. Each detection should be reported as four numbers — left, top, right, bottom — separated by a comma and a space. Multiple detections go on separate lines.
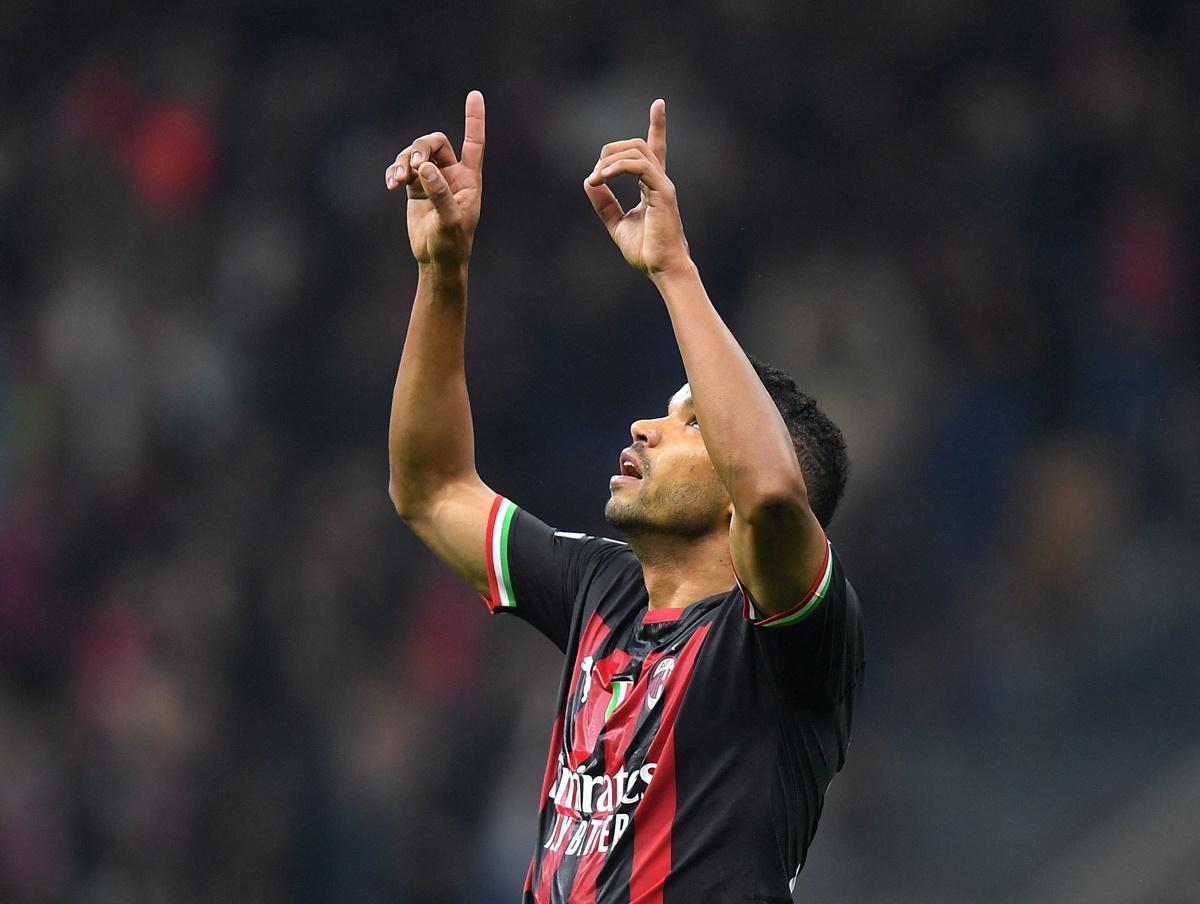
543, 810, 631, 857
548, 762, 657, 814
542, 760, 657, 855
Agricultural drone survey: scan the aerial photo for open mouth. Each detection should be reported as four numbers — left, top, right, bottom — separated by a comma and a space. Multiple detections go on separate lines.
610, 448, 645, 489
619, 449, 644, 479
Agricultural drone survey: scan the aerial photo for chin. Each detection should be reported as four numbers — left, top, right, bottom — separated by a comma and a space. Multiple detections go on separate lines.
604, 497, 637, 530
607, 478, 729, 538
604, 493, 654, 531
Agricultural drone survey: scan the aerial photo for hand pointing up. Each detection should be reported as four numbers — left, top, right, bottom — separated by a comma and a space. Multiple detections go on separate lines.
386, 90, 486, 267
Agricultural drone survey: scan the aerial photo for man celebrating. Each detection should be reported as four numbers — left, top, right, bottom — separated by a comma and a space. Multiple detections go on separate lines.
384, 91, 864, 903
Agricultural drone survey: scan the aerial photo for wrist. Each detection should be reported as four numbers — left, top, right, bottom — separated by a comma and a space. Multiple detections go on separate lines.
418, 259, 470, 288
649, 258, 700, 291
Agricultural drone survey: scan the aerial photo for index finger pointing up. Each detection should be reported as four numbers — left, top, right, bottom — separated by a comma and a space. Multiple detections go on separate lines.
461, 90, 486, 170
647, 98, 667, 169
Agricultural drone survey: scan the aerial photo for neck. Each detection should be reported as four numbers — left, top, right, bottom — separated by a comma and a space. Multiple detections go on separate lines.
626, 530, 736, 611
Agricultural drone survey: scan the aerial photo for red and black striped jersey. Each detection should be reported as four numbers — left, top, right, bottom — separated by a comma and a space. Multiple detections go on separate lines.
482, 496, 865, 903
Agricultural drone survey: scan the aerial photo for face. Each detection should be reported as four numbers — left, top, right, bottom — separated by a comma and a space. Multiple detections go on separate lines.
604, 384, 732, 539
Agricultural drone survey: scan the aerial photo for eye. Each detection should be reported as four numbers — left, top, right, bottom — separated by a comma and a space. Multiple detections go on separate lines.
687, 416, 700, 429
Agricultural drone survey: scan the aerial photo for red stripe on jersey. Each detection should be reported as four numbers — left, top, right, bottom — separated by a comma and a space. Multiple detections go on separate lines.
528, 711, 565, 900
483, 494, 503, 609
596, 645, 663, 775
642, 607, 686, 623
573, 648, 632, 769
570, 854, 599, 904
567, 612, 614, 770
535, 614, 613, 903
565, 649, 654, 903
565, 662, 638, 904
627, 624, 711, 903
534, 824, 563, 903
628, 733, 676, 903
523, 859, 535, 898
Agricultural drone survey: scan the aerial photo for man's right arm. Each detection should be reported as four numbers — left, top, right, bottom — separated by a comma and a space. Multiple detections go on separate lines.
386, 91, 494, 595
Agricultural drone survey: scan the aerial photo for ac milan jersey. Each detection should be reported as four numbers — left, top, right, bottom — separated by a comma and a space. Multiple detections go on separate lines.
483, 495, 865, 903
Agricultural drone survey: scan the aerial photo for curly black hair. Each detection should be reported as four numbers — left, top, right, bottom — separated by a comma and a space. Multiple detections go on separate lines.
747, 355, 850, 528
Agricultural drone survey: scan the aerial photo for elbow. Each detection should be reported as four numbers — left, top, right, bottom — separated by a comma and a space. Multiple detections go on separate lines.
390, 470, 468, 523
388, 477, 422, 522
388, 478, 406, 518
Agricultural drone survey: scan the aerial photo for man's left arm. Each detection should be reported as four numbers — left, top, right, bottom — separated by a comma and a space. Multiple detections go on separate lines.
584, 100, 826, 615
654, 267, 827, 616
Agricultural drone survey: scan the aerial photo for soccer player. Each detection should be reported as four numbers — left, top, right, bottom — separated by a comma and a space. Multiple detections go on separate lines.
384, 91, 864, 903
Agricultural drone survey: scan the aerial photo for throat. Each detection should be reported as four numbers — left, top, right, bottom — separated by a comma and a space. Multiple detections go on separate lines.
629, 533, 735, 611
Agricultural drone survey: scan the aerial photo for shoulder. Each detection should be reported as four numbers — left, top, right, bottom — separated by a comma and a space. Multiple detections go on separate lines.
551, 529, 636, 571
550, 529, 641, 601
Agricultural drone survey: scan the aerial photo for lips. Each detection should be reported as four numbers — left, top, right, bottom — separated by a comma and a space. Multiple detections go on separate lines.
619, 448, 644, 479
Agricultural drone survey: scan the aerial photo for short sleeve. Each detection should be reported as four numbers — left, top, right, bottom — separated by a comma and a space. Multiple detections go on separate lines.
739, 539, 836, 628
482, 495, 628, 652
737, 542, 865, 709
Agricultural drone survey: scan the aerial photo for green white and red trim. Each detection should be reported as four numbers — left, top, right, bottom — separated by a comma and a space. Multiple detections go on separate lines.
605, 678, 632, 722
484, 495, 518, 612
741, 539, 834, 627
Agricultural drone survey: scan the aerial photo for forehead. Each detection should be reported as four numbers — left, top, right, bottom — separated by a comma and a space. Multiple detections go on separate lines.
667, 383, 693, 412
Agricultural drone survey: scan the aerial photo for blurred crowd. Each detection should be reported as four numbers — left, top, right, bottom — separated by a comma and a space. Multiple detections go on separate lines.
1, 1, 1198, 902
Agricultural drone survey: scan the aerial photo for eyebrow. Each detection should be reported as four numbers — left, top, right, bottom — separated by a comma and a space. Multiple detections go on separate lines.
667, 392, 694, 412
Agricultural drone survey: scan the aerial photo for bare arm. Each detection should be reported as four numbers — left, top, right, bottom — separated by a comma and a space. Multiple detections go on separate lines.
652, 265, 826, 614
583, 101, 826, 615
385, 91, 495, 594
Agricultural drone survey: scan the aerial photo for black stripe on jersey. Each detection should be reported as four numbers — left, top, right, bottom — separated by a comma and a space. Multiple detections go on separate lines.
550, 848, 581, 904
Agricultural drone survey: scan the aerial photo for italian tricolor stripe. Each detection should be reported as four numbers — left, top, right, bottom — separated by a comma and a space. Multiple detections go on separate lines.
605, 679, 631, 723
745, 539, 834, 627
484, 495, 518, 610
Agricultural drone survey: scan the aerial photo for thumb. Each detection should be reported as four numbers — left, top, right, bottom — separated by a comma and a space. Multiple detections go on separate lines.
418, 162, 460, 223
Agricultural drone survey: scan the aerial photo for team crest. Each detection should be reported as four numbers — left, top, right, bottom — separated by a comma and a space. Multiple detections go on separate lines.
646, 657, 675, 709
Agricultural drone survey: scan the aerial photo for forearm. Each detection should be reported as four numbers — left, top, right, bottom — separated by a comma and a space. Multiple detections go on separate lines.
652, 263, 807, 509
388, 261, 479, 517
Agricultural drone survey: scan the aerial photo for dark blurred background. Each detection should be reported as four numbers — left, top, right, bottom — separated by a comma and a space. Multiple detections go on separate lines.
2, 1, 1199, 902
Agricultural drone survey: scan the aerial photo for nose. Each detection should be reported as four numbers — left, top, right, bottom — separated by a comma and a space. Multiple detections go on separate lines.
630, 419, 661, 447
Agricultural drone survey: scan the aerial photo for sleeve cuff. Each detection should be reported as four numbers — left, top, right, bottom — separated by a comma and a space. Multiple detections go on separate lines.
739, 539, 834, 628
482, 495, 519, 612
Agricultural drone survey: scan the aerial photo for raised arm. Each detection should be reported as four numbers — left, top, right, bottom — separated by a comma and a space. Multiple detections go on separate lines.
385, 90, 495, 593
583, 100, 827, 615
